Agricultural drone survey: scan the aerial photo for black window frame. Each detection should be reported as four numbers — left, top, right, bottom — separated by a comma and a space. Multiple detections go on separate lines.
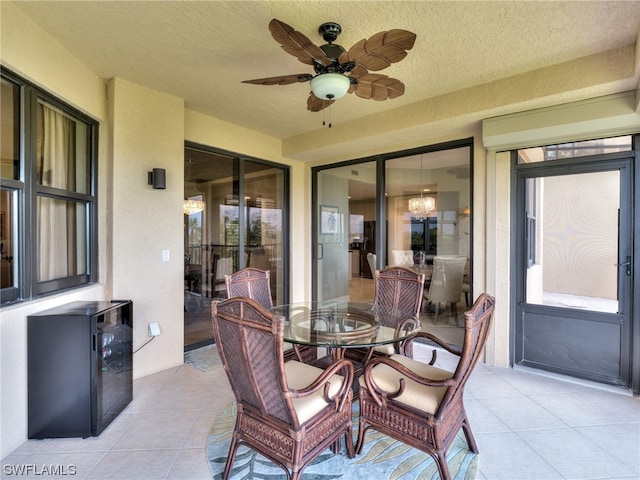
0, 67, 99, 305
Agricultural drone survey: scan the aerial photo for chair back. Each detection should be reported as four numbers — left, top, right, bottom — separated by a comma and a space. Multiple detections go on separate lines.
390, 249, 414, 266
427, 255, 467, 303
367, 252, 376, 276
212, 253, 234, 296
212, 297, 294, 425
374, 266, 425, 322
438, 293, 495, 415
225, 268, 273, 309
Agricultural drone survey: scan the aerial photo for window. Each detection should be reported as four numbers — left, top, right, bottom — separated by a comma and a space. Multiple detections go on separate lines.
518, 136, 632, 163
1, 69, 98, 305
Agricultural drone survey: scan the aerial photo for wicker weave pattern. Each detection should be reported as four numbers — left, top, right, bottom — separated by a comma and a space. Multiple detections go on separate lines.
345, 266, 424, 366
238, 412, 295, 457
225, 268, 274, 309
375, 266, 425, 321
212, 297, 354, 480
356, 293, 495, 480
226, 268, 316, 363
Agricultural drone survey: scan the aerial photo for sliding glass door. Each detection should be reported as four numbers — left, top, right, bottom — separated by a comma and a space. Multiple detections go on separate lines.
183, 144, 289, 350
312, 140, 473, 326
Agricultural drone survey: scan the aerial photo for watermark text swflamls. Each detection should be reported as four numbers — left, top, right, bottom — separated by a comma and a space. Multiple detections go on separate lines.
3, 464, 77, 476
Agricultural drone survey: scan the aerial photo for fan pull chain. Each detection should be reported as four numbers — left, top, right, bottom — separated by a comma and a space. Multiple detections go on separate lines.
322, 102, 333, 128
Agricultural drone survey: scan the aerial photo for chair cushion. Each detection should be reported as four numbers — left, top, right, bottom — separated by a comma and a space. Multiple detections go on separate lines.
372, 343, 395, 355
285, 360, 345, 424
359, 354, 451, 415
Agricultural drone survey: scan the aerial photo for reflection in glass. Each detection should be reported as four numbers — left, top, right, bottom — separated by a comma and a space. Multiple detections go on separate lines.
37, 101, 91, 194
1, 78, 19, 180
0, 189, 15, 289
519, 136, 631, 164
37, 197, 87, 282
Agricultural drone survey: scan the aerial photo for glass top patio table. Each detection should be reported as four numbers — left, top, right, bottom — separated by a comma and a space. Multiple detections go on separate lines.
271, 301, 419, 350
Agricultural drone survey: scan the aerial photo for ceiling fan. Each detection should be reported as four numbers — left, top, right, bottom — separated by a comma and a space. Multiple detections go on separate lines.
242, 19, 416, 112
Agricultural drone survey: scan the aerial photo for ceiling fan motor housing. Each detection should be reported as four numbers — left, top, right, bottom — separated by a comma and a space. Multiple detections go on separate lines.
318, 22, 341, 43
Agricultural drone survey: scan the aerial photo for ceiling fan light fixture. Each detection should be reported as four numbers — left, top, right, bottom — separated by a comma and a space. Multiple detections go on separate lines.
310, 73, 350, 100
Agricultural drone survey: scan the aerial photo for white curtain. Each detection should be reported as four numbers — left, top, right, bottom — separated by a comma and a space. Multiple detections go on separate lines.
37, 104, 77, 282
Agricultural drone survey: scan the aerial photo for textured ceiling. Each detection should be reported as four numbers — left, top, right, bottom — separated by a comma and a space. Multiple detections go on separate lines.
11, 1, 640, 142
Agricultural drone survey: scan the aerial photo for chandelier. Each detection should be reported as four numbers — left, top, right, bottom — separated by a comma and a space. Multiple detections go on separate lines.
408, 154, 435, 217
183, 198, 204, 216
408, 195, 435, 216
184, 158, 205, 215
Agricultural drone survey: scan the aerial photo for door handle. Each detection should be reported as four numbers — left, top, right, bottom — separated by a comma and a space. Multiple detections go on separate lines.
317, 243, 324, 260
615, 256, 631, 276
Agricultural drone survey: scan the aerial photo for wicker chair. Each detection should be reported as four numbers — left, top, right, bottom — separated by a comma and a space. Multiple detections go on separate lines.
425, 255, 467, 323
225, 267, 274, 309
345, 266, 424, 365
225, 268, 316, 363
356, 293, 496, 480
212, 297, 355, 480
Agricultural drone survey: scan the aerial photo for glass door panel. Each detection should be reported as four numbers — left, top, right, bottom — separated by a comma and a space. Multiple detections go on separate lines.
184, 146, 289, 349
525, 171, 620, 313
244, 161, 286, 306
515, 145, 634, 388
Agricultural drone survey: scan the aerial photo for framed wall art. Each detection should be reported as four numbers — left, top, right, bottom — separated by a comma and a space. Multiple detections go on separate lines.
320, 205, 339, 235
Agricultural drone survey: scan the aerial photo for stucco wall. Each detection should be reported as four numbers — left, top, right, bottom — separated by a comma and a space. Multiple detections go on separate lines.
108, 78, 185, 378
0, 1, 110, 458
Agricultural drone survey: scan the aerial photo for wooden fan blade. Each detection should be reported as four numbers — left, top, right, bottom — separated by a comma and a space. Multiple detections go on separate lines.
269, 19, 332, 67
307, 93, 333, 112
242, 74, 313, 86
339, 29, 416, 72
350, 73, 405, 100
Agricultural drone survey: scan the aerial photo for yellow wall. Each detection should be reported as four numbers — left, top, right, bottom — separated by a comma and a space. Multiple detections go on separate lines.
108, 78, 186, 377
2, 0, 639, 460
0, 2, 317, 457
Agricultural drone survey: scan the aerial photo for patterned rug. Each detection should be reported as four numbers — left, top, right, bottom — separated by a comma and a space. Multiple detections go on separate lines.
206, 402, 478, 479
184, 344, 222, 372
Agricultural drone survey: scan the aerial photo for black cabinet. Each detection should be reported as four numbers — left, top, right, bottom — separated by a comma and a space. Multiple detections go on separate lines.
28, 300, 133, 439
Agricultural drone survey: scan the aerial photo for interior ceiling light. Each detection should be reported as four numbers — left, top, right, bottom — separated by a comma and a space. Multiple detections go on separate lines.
184, 159, 205, 215
408, 154, 435, 218
183, 199, 204, 216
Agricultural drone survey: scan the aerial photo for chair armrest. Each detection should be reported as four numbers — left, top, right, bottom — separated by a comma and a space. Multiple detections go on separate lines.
289, 359, 354, 411
362, 356, 455, 407
404, 331, 462, 364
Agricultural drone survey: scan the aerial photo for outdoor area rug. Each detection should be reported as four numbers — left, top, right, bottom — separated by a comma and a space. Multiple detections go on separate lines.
207, 402, 478, 479
184, 344, 222, 372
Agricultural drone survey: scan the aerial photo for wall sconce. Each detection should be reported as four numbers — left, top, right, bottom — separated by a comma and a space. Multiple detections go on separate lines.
147, 168, 166, 189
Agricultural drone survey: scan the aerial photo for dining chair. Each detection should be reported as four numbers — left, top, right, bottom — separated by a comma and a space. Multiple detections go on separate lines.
225, 267, 273, 309
356, 293, 496, 480
366, 252, 376, 277
424, 255, 467, 324
212, 253, 233, 298
225, 268, 316, 363
390, 249, 414, 266
345, 266, 424, 365
211, 297, 354, 480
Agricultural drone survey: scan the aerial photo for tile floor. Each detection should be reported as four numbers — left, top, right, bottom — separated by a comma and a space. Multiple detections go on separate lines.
3, 342, 638, 480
